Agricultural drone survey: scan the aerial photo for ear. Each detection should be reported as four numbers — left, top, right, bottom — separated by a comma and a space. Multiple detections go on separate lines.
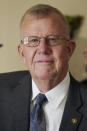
67, 40, 76, 58
18, 44, 24, 57
18, 44, 26, 64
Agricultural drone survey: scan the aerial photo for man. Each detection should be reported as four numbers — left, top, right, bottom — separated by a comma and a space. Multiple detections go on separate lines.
0, 4, 87, 131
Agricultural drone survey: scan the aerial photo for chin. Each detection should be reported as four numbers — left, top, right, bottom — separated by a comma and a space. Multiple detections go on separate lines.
36, 73, 54, 80
38, 76, 52, 80
34, 69, 56, 80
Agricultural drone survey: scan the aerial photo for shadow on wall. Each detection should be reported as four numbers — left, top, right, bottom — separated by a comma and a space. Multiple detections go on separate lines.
70, 36, 87, 81
0, 43, 3, 48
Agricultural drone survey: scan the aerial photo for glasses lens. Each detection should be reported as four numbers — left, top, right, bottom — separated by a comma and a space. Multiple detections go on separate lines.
23, 36, 39, 47
29, 36, 39, 46
47, 35, 68, 46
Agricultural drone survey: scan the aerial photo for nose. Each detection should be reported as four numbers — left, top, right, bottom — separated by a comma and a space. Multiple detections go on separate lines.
37, 38, 51, 54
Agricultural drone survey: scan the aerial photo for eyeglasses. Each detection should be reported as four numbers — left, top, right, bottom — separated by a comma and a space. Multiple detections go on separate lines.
21, 34, 69, 47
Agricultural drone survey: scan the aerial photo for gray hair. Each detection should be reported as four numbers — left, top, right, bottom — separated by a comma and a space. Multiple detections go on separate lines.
20, 4, 69, 37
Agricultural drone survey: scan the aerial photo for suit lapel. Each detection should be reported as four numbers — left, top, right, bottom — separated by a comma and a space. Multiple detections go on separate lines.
59, 76, 82, 131
11, 73, 83, 131
12, 73, 32, 131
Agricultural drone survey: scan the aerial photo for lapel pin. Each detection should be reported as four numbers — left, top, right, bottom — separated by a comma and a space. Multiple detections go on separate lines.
72, 118, 78, 124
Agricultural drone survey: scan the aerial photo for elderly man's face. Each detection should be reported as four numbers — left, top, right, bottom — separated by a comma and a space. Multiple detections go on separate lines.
18, 13, 75, 82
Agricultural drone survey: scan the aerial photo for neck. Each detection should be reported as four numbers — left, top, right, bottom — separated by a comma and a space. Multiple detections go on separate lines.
32, 71, 68, 93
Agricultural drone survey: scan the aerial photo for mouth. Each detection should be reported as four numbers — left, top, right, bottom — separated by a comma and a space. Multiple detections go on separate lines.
35, 60, 54, 64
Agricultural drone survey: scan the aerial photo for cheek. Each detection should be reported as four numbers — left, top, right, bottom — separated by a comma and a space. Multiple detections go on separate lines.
60, 46, 70, 61
54, 47, 69, 66
23, 48, 36, 68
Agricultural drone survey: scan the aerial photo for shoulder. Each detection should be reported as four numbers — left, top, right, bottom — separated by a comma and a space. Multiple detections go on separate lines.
0, 70, 31, 100
0, 70, 29, 87
74, 79, 87, 104
0, 70, 29, 78
80, 79, 87, 85
80, 82, 87, 102
0, 71, 31, 117
70, 74, 87, 97
70, 75, 87, 106
0, 70, 29, 79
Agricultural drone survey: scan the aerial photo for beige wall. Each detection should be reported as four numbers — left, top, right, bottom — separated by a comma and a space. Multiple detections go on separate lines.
0, 0, 87, 81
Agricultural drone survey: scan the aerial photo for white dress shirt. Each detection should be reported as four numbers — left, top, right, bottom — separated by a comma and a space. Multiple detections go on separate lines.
31, 72, 70, 131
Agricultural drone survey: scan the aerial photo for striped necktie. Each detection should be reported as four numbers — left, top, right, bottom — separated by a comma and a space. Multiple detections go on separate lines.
30, 93, 47, 131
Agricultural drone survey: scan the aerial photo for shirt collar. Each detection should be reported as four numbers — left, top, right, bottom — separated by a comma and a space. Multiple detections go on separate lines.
32, 72, 70, 108
32, 80, 40, 101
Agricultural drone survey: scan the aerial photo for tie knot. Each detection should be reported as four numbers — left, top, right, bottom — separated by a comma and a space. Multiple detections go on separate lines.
36, 93, 47, 106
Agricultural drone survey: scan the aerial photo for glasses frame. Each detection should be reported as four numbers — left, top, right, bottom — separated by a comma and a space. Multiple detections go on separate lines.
21, 34, 70, 47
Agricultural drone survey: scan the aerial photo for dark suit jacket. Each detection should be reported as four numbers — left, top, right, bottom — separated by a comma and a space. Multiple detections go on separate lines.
0, 71, 87, 131
80, 79, 87, 85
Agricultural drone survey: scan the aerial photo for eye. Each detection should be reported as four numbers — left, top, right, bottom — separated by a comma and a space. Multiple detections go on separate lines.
30, 38, 38, 43
49, 37, 56, 40
48, 37, 57, 43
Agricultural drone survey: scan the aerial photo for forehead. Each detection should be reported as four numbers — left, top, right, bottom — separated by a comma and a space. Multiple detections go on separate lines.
21, 13, 66, 38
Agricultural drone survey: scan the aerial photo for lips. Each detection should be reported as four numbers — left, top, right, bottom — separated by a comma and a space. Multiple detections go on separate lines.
35, 59, 54, 64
